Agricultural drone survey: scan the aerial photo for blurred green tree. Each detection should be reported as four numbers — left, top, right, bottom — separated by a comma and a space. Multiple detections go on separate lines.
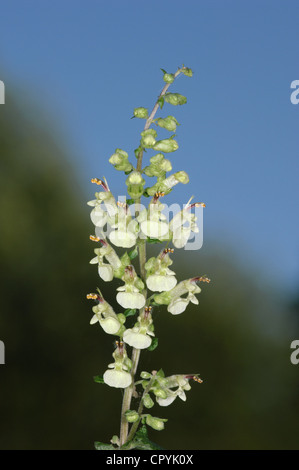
0, 94, 298, 449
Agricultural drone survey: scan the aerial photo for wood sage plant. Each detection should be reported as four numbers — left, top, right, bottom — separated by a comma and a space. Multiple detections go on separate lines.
87, 65, 210, 450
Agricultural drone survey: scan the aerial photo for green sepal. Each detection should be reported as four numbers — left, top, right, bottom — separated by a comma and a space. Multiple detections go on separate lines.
93, 375, 105, 384
124, 309, 137, 318
147, 237, 164, 244
156, 368, 165, 378
147, 337, 158, 351
157, 96, 164, 109
128, 247, 138, 260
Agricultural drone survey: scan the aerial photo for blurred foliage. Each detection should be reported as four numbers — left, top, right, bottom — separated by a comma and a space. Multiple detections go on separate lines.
0, 95, 298, 449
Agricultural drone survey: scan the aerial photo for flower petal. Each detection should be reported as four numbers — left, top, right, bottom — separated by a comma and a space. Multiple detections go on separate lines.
123, 329, 152, 349
146, 274, 177, 292
116, 292, 146, 309
103, 369, 132, 388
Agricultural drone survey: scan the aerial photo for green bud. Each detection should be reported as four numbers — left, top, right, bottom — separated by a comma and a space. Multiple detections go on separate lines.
134, 107, 149, 119
145, 414, 167, 431
164, 93, 187, 106
141, 371, 152, 379
117, 313, 126, 324
143, 393, 154, 409
125, 410, 140, 423
156, 116, 179, 132
144, 153, 172, 178
153, 139, 179, 153
153, 388, 168, 399
154, 291, 172, 305
163, 73, 175, 84
126, 171, 146, 199
141, 129, 157, 148
182, 67, 193, 77
109, 149, 133, 172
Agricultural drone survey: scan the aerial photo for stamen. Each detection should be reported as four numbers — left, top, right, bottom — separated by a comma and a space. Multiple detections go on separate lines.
86, 293, 98, 300
90, 235, 100, 242
91, 178, 109, 191
192, 276, 211, 284
188, 202, 206, 210
193, 376, 203, 383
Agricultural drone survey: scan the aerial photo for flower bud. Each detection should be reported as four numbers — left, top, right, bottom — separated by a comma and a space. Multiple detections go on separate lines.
153, 388, 168, 399
164, 93, 187, 106
143, 394, 154, 409
182, 67, 193, 77
133, 107, 149, 119
141, 129, 157, 148
141, 371, 152, 379
156, 116, 179, 132
109, 149, 133, 173
145, 415, 167, 431
125, 410, 140, 423
144, 154, 172, 177
126, 171, 145, 199
163, 73, 175, 84
153, 139, 179, 153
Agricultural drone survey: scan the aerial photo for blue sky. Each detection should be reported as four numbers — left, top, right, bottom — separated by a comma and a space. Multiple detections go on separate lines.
0, 0, 298, 293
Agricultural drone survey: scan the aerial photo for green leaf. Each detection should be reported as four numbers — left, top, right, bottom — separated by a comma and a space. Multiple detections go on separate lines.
160, 68, 167, 75
126, 198, 135, 206
147, 237, 163, 244
121, 425, 164, 450
93, 375, 104, 384
124, 309, 136, 318
94, 441, 116, 450
128, 247, 138, 260
148, 337, 158, 351
157, 96, 164, 109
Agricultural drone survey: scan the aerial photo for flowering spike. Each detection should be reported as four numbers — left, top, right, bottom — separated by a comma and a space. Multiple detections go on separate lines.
87, 64, 209, 448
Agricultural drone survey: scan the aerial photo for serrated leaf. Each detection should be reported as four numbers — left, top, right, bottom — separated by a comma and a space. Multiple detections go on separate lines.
94, 441, 116, 450
93, 375, 105, 384
124, 309, 137, 317
148, 337, 158, 351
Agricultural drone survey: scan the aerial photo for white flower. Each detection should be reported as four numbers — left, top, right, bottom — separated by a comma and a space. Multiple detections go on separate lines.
91, 314, 121, 334
170, 198, 203, 249
138, 201, 170, 240
103, 369, 132, 388
156, 375, 192, 407
123, 328, 153, 349
145, 249, 177, 292
167, 297, 189, 315
108, 206, 138, 248
146, 274, 177, 292
90, 254, 113, 282
116, 286, 146, 309
89, 296, 121, 334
